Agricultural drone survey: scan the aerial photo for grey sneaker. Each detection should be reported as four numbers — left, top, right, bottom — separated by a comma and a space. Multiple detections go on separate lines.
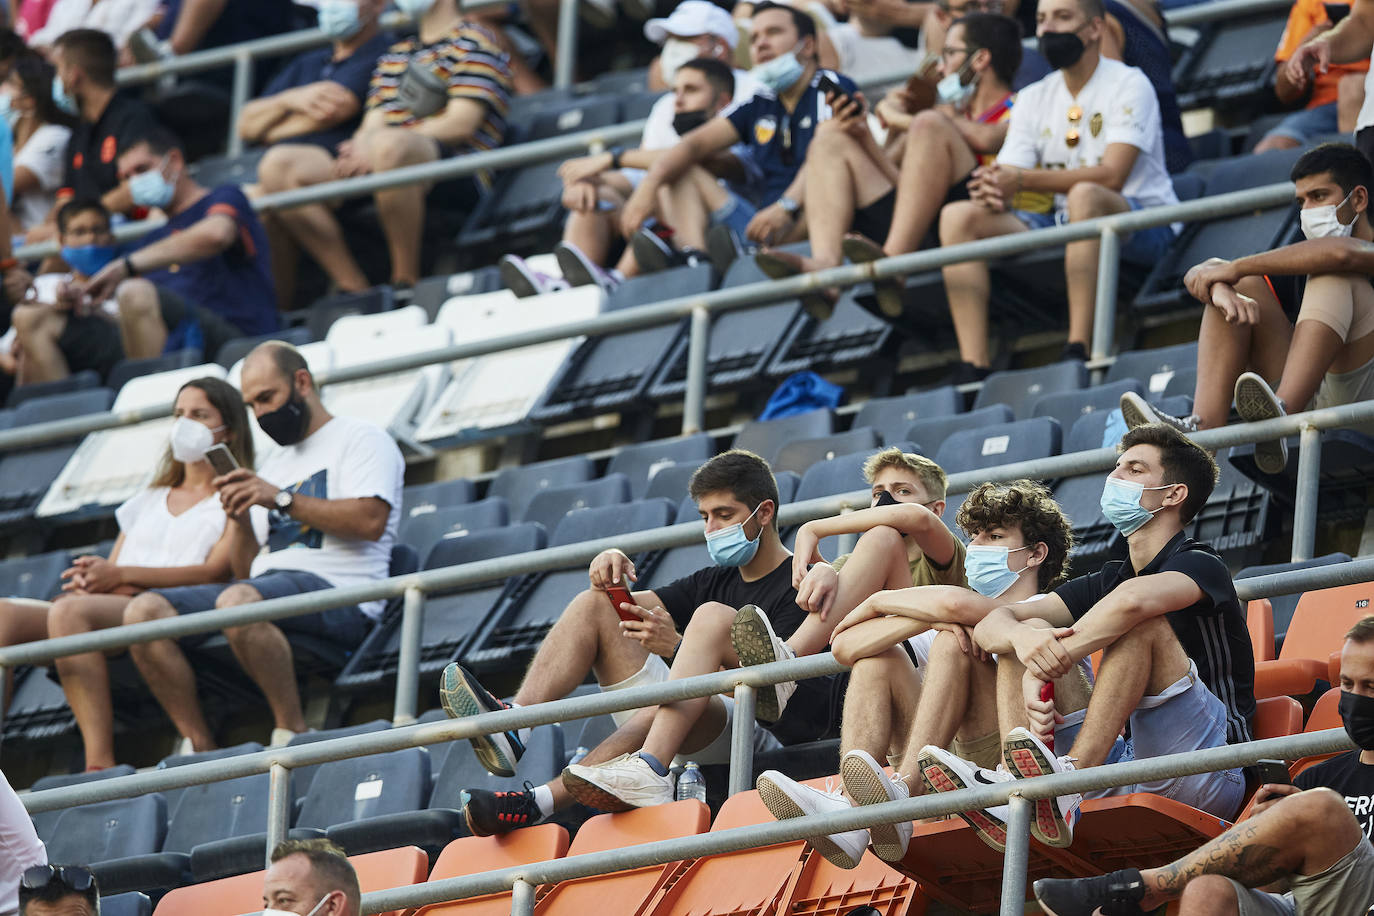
1234, 371, 1288, 474
1119, 391, 1198, 433
706, 223, 745, 276
842, 232, 904, 318
499, 254, 567, 298
554, 241, 619, 295
730, 604, 796, 722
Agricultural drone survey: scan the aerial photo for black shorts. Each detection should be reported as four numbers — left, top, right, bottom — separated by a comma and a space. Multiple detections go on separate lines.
766, 671, 849, 745
852, 188, 897, 248
1358, 125, 1374, 170
57, 314, 124, 381
156, 285, 240, 359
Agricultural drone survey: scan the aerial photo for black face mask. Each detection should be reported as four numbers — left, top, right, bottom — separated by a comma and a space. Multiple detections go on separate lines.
257, 390, 310, 447
672, 109, 710, 136
1039, 30, 1086, 70
871, 489, 909, 537
1339, 690, 1374, 750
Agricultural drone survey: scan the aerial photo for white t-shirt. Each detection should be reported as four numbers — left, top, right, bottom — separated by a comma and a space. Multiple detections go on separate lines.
997, 57, 1178, 216
825, 23, 924, 90
1359, 66, 1374, 132
0, 771, 45, 916
32, 0, 161, 48
13, 123, 71, 231
114, 486, 266, 568
251, 415, 404, 620
629, 69, 765, 189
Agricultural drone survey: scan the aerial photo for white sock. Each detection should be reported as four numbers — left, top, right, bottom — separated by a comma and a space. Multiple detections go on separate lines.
507, 701, 532, 746
532, 783, 555, 817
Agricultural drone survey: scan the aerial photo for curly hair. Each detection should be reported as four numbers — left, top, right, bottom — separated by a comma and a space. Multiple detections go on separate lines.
956, 479, 1073, 591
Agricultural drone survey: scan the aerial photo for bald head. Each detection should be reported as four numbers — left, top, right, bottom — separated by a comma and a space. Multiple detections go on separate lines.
239, 340, 325, 433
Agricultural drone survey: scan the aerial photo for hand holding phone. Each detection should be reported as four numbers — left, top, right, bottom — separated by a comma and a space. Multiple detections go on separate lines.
605, 584, 639, 623
204, 443, 239, 477
1255, 758, 1291, 787
818, 74, 865, 115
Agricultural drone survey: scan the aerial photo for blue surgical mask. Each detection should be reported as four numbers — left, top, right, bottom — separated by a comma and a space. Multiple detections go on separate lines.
52, 73, 78, 117
705, 501, 767, 567
966, 544, 1030, 598
0, 93, 17, 131
61, 243, 118, 277
129, 157, 176, 208
1100, 477, 1174, 536
751, 45, 805, 93
318, 0, 363, 38
395, 0, 435, 16
936, 61, 977, 108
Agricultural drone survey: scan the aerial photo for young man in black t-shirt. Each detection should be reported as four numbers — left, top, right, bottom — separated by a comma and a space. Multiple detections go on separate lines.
1034, 616, 1374, 916
962, 423, 1255, 849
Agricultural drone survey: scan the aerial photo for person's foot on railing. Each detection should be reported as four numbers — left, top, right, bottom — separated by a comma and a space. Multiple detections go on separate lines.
916, 744, 1013, 852
631, 227, 704, 274
706, 223, 745, 277
841, 233, 904, 318
440, 662, 526, 777
1003, 727, 1081, 848
555, 241, 621, 296
754, 248, 838, 321
1033, 867, 1153, 915
460, 783, 545, 836
562, 751, 672, 811
756, 769, 868, 869
269, 727, 305, 748
839, 749, 912, 862
1119, 391, 1198, 434
1233, 371, 1289, 474
730, 605, 796, 723
499, 253, 569, 298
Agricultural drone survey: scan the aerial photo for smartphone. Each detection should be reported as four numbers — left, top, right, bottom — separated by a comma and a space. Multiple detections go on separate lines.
605, 584, 639, 623
817, 74, 864, 113
1325, 2, 1351, 23
204, 443, 239, 476
1255, 758, 1291, 786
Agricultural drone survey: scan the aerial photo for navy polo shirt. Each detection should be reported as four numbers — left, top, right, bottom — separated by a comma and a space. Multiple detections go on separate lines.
723, 69, 856, 206
263, 32, 394, 151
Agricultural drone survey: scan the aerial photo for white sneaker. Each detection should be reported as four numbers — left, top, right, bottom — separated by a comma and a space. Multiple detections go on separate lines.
1003, 727, 1082, 848
840, 749, 913, 862
1119, 391, 1199, 434
563, 753, 674, 811
1234, 371, 1289, 474
731, 605, 797, 723
269, 727, 300, 748
916, 745, 1014, 852
756, 769, 868, 869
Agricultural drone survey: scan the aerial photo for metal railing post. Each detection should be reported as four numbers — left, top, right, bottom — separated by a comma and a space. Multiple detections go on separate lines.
1292, 423, 1321, 562
553, 0, 580, 89
393, 587, 426, 725
728, 684, 756, 796
681, 305, 710, 435
998, 794, 1032, 916
510, 878, 535, 916
227, 49, 254, 158
266, 762, 291, 866
1091, 225, 1120, 373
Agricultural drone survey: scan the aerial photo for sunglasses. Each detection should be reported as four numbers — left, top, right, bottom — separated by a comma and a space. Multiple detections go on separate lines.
21, 865, 96, 894
1066, 105, 1082, 148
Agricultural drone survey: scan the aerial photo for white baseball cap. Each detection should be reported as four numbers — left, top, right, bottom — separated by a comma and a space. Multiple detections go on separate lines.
644, 0, 738, 49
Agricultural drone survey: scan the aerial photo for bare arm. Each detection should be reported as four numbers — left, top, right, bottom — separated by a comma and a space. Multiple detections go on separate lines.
635, 117, 739, 197
950, 114, 1009, 158
800, 503, 957, 567
1233, 236, 1374, 278
1055, 572, 1201, 662
166, 0, 228, 55
973, 593, 1075, 655
237, 94, 295, 144
280, 495, 390, 542
406, 97, 488, 147
1019, 142, 1140, 194
130, 212, 238, 271
12, 165, 39, 196
1319, 0, 1374, 64
225, 514, 261, 581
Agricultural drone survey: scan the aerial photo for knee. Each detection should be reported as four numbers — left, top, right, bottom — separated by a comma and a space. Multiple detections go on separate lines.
684, 601, 736, 637
123, 593, 176, 626
367, 131, 412, 171
939, 200, 983, 243
1288, 787, 1356, 831
808, 127, 855, 156
854, 524, 906, 556
47, 597, 87, 638
929, 629, 971, 668
257, 146, 298, 191
215, 584, 261, 609
1064, 181, 1117, 220
909, 108, 953, 136
1177, 874, 1239, 914
223, 620, 274, 648
11, 303, 46, 335
115, 279, 159, 318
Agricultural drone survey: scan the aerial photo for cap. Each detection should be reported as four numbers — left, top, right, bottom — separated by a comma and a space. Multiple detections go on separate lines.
644, 0, 738, 49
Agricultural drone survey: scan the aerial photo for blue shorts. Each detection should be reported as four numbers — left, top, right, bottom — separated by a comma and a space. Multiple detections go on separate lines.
710, 191, 758, 241
152, 569, 371, 650
1263, 102, 1339, 146
1055, 660, 1246, 821
1013, 196, 1176, 265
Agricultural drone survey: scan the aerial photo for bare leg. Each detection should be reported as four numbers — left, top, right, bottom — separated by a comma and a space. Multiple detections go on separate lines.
0, 598, 53, 709
260, 211, 300, 311
114, 279, 168, 360
800, 129, 894, 270
1191, 275, 1290, 429
124, 592, 217, 752
883, 109, 979, 256
798, 525, 916, 653
563, 184, 627, 265
10, 304, 70, 384
362, 129, 441, 286
220, 585, 308, 733
48, 594, 138, 770
640, 602, 739, 763
656, 166, 730, 251
257, 143, 369, 293
840, 647, 921, 763
939, 202, 1030, 367
1275, 273, 1374, 409
894, 631, 991, 789
513, 589, 651, 707
1063, 182, 1131, 352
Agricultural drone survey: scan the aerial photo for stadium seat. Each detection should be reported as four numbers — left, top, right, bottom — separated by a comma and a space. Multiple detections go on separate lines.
1030, 380, 1143, 436
1105, 342, 1198, 402
1248, 598, 1276, 664
488, 454, 596, 523
2, 387, 116, 524
99, 893, 151, 916
215, 326, 313, 368
772, 427, 881, 476
297, 747, 433, 832
412, 824, 571, 915
1237, 553, 1351, 651
974, 361, 1088, 419
187, 148, 267, 187
304, 287, 396, 343
399, 498, 512, 559
402, 479, 478, 517
796, 446, 885, 503
520, 474, 631, 532
4, 369, 101, 408
412, 267, 503, 320
604, 433, 714, 500
733, 409, 836, 464
106, 348, 204, 393
47, 794, 168, 866
779, 844, 923, 916
324, 316, 453, 440
0, 549, 69, 600
766, 287, 897, 378
289, 720, 393, 798
1172, 8, 1290, 111
905, 404, 1013, 458
1306, 687, 1342, 733
933, 417, 1062, 472
1229, 427, 1374, 526
27, 765, 137, 841
851, 387, 961, 444
156, 741, 266, 820
1254, 581, 1374, 698
1253, 695, 1303, 740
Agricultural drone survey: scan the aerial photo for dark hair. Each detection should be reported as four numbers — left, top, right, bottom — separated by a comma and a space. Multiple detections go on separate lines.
270, 838, 361, 912
680, 56, 735, 99
53, 29, 117, 87
1118, 423, 1219, 526
957, 479, 1073, 591
1347, 616, 1374, 644
1076, 0, 1106, 17
1291, 142, 1374, 198
688, 449, 781, 531
150, 377, 256, 488
953, 13, 1023, 86
10, 51, 76, 129
18, 866, 98, 915
55, 197, 110, 234
124, 125, 185, 159
0, 28, 26, 66
752, 1, 817, 40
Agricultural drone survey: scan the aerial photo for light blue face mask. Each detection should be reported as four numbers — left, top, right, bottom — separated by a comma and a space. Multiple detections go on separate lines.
395, 0, 435, 17
966, 544, 1030, 598
0, 94, 18, 131
936, 60, 976, 108
1100, 477, 1175, 537
52, 74, 79, 117
705, 500, 768, 567
318, 0, 363, 38
129, 157, 176, 208
751, 44, 805, 93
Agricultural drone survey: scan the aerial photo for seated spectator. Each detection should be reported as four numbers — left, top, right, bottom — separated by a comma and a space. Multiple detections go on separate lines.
765, 12, 1024, 318
78, 127, 278, 359
1, 772, 46, 916
443, 450, 841, 831
1257, 0, 1369, 153
619, 3, 853, 272
29, 0, 160, 52
760, 480, 1075, 866
5, 52, 76, 234
116, 342, 403, 751
1101, 0, 1190, 174
262, 0, 513, 293
947, 424, 1254, 849
1122, 143, 1374, 474
938, 0, 1178, 383
1286, 0, 1374, 164
262, 838, 361, 916
17, 866, 96, 916
1034, 615, 1374, 915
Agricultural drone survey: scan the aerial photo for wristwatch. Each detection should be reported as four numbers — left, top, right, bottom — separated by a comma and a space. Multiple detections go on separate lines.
274, 489, 294, 513
778, 195, 801, 217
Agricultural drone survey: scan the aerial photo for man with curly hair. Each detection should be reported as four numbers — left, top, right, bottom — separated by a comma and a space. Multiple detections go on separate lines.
756, 478, 1079, 868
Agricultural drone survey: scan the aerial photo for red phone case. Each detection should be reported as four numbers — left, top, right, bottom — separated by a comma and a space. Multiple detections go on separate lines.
606, 586, 638, 623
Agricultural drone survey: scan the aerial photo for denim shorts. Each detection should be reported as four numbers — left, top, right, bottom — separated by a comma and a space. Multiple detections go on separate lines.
1013, 196, 1177, 266
710, 191, 758, 241
1056, 660, 1246, 821
1263, 101, 1339, 146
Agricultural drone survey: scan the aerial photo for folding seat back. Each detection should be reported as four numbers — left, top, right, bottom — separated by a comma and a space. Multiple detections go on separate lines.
521, 474, 631, 532
772, 427, 880, 477
163, 773, 273, 853
851, 387, 961, 444
324, 304, 428, 345
1030, 380, 1142, 438
933, 417, 1062, 474
973, 361, 1087, 419
402, 479, 478, 518
1247, 599, 1275, 663
1237, 553, 1350, 646
906, 405, 1013, 458
0, 550, 69, 600
1253, 695, 1302, 740
400, 498, 511, 559
106, 348, 204, 393
6, 369, 100, 408
47, 795, 167, 864
489, 455, 596, 523
157, 741, 264, 820
1104, 342, 1199, 397
99, 892, 151, 916
549, 498, 674, 549
733, 409, 835, 463
605, 434, 715, 500
429, 724, 564, 809
13, 386, 114, 426
297, 748, 432, 830
29, 765, 136, 842
643, 463, 699, 505
1305, 687, 1342, 732
288, 720, 392, 798
1253, 581, 1373, 699
415, 825, 571, 915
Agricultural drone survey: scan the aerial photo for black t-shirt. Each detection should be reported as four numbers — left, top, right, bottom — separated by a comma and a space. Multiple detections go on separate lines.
1054, 531, 1256, 745
60, 94, 161, 202
654, 557, 801, 636
1295, 750, 1374, 839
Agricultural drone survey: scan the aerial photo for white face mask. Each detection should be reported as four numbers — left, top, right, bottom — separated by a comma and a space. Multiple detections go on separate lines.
660, 37, 703, 84
169, 416, 224, 464
1300, 188, 1358, 239
261, 893, 329, 916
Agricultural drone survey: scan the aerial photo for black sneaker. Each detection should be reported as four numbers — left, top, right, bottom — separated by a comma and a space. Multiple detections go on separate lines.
554, 240, 619, 295
1033, 868, 1152, 916
460, 783, 544, 836
706, 223, 745, 276
630, 228, 702, 274
1060, 341, 1089, 362
440, 662, 525, 777
949, 361, 992, 386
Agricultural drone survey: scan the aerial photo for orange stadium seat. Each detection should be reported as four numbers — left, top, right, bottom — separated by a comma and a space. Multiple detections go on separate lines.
781, 843, 926, 916
1253, 695, 1303, 740
1290, 687, 1347, 782
1253, 582, 1373, 699
414, 824, 570, 915
1247, 598, 1275, 663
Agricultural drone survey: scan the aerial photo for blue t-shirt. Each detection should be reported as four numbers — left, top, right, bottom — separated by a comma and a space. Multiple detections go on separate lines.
263, 32, 394, 151
137, 184, 278, 338
723, 69, 856, 206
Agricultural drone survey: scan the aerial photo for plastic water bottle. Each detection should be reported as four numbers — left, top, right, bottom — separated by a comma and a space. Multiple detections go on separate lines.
568, 746, 590, 765
675, 761, 707, 803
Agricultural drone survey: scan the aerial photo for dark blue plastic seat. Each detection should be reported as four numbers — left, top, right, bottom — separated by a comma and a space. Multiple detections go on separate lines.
605, 433, 715, 499
1172, 9, 1290, 110
5, 369, 101, 408
46, 795, 167, 865
852, 388, 961, 443
1104, 341, 1199, 402
298, 747, 432, 830
733, 408, 835, 463
521, 473, 631, 531
28, 765, 137, 842
489, 454, 596, 522
399, 498, 510, 559
215, 326, 312, 368
934, 417, 1062, 471
1031, 380, 1143, 436
773, 427, 881, 476
767, 288, 896, 378
644, 462, 700, 505
0, 387, 116, 524
906, 404, 1014, 459
99, 893, 151, 916
974, 361, 1088, 419
401, 478, 478, 518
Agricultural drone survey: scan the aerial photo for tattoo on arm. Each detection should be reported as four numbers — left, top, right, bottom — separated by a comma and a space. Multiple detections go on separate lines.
1149, 824, 1288, 896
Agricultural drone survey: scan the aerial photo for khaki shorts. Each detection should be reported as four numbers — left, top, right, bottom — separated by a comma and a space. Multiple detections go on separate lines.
1229, 835, 1374, 915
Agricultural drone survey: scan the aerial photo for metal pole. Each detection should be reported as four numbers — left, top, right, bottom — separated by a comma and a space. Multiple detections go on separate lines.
510, 878, 535, 916
266, 762, 291, 866
393, 587, 426, 725
553, 0, 580, 89
999, 794, 1032, 916
1090, 225, 1120, 372
728, 684, 756, 797
1292, 423, 1321, 562
227, 50, 254, 158
681, 305, 711, 435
